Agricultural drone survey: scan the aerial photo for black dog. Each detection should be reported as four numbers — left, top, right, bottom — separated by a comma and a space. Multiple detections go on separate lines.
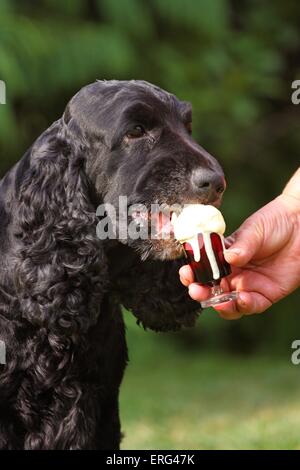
0, 80, 225, 449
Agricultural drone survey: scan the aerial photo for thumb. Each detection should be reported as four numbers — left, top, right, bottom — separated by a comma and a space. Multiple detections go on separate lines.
224, 220, 264, 267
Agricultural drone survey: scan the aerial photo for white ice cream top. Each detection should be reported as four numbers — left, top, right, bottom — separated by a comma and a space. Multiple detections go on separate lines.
172, 204, 226, 280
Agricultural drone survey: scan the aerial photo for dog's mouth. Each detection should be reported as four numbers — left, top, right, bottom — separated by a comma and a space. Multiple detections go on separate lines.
129, 198, 223, 260
130, 199, 222, 237
130, 207, 178, 239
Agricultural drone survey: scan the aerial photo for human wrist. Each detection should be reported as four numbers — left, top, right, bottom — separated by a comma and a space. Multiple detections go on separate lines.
282, 167, 300, 202
275, 193, 300, 231
279, 168, 300, 223
274, 194, 300, 262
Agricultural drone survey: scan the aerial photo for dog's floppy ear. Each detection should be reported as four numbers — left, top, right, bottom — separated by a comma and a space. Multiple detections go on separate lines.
14, 117, 108, 333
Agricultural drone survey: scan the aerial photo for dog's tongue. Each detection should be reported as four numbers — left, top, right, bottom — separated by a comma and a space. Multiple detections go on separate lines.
153, 212, 174, 238
131, 210, 174, 238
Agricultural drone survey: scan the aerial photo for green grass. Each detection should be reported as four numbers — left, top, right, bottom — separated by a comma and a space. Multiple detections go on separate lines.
120, 311, 300, 450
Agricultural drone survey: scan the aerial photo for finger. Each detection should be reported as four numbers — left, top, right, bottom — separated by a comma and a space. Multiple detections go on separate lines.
188, 283, 211, 302
214, 300, 244, 320
225, 269, 279, 304
224, 222, 264, 267
236, 291, 272, 315
179, 265, 194, 286
215, 290, 272, 317
224, 236, 234, 249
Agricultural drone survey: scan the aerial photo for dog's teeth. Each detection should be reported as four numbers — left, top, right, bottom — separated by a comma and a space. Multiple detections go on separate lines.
171, 212, 178, 224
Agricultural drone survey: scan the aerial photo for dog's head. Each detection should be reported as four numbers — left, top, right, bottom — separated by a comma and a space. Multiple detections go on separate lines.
64, 80, 226, 260
15, 80, 226, 332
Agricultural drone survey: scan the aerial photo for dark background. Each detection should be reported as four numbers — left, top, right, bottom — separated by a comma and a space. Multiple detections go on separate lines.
0, 0, 300, 449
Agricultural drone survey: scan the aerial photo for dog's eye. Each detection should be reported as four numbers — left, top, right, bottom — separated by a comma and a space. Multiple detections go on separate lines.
185, 122, 192, 135
126, 125, 146, 139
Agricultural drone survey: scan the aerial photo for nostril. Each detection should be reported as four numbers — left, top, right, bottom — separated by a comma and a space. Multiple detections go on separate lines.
199, 181, 211, 189
216, 184, 225, 194
191, 169, 226, 198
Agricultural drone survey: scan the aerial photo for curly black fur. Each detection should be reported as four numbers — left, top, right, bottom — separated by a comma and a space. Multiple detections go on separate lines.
0, 80, 225, 449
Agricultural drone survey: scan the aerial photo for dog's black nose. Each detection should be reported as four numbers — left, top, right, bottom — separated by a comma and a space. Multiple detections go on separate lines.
191, 169, 226, 202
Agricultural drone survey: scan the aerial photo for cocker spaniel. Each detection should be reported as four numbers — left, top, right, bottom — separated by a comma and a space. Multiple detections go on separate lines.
0, 80, 225, 449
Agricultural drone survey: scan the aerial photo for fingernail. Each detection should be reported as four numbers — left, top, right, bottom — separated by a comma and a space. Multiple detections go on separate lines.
224, 248, 242, 262
188, 284, 197, 294
225, 248, 241, 256
188, 286, 194, 298
238, 291, 247, 307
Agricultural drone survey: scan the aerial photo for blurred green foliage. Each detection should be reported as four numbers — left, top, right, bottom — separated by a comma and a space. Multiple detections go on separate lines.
121, 312, 300, 449
0, 0, 299, 352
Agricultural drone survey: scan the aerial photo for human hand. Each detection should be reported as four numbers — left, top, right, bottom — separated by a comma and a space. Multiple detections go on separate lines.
179, 175, 300, 319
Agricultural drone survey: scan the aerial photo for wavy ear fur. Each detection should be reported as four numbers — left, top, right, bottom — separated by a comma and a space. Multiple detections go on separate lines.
14, 118, 107, 335
7, 118, 109, 449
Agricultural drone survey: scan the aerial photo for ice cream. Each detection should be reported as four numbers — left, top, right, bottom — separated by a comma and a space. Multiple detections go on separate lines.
172, 204, 226, 280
